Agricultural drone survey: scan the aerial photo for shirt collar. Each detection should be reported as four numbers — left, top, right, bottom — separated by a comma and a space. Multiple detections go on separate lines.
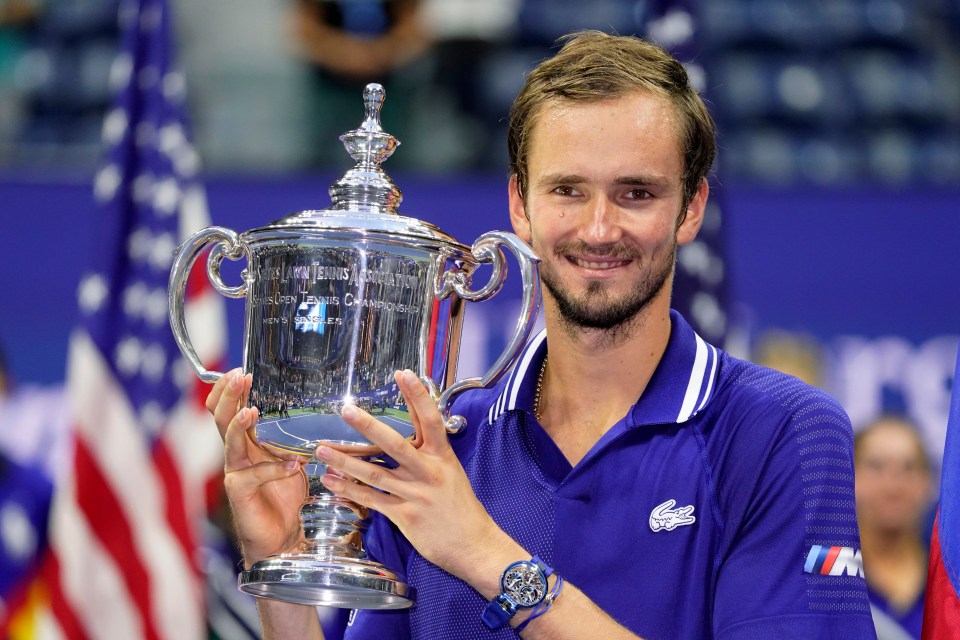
488, 310, 720, 427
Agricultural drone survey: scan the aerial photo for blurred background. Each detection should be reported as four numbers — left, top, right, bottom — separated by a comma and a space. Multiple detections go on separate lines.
2, 0, 957, 461
0, 0, 957, 638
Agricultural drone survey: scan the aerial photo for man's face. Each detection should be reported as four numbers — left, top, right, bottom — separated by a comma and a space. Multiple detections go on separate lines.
509, 90, 705, 332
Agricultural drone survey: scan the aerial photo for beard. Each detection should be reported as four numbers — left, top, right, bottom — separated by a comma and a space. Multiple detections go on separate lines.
540, 239, 675, 334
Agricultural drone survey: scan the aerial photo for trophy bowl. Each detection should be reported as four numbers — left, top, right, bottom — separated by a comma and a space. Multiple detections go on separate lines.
168, 84, 540, 608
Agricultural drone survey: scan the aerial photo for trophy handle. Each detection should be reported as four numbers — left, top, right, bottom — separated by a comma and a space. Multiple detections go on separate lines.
168, 226, 248, 383
436, 231, 541, 433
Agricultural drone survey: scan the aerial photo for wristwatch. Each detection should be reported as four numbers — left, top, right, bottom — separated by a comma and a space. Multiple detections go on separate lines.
481, 556, 553, 630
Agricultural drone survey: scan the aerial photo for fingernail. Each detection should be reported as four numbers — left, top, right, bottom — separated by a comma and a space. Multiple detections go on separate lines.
320, 474, 342, 490
402, 369, 418, 385
283, 460, 298, 472
316, 445, 332, 461
342, 404, 359, 420
229, 371, 241, 390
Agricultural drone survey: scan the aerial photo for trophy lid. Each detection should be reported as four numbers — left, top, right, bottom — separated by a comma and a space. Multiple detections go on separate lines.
247, 84, 464, 249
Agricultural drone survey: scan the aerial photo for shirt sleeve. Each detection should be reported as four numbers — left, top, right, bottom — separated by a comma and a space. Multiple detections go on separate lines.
340, 511, 413, 639
709, 375, 878, 640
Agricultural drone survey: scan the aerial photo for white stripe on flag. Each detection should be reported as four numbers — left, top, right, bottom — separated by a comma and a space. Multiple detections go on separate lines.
50, 468, 143, 639
65, 333, 204, 639
184, 289, 228, 366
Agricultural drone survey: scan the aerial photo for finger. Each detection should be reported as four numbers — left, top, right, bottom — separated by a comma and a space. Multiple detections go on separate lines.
225, 406, 259, 472
340, 404, 423, 470
224, 458, 302, 502
400, 371, 423, 437
320, 471, 401, 516
205, 367, 242, 415
213, 370, 250, 437
396, 369, 447, 447
316, 445, 404, 497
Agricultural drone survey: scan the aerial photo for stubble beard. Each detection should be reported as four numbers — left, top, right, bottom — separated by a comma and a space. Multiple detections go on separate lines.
540, 241, 676, 345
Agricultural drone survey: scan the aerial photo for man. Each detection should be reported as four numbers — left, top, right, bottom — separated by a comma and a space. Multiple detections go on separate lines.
208, 32, 878, 639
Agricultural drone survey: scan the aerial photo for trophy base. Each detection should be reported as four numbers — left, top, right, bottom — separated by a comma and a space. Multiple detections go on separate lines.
238, 553, 413, 609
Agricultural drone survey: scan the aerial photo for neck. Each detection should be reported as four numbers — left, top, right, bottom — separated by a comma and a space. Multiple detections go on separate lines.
537, 294, 672, 450
860, 523, 922, 560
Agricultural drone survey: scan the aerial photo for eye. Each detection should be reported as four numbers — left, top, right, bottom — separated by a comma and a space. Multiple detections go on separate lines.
552, 185, 581, 197
624, 188, 653, 201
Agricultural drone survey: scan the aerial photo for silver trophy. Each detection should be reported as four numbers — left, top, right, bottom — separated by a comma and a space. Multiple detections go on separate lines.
168, 84, 540, 609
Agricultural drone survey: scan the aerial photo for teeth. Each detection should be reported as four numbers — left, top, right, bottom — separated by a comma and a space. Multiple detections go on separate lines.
574, 258, 625, 270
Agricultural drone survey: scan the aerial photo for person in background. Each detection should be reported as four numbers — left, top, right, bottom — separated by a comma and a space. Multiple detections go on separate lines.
855, 415, 933, 640
287, 0, 432, 168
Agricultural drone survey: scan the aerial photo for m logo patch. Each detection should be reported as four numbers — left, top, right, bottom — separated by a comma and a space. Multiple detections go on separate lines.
804, 545, 865, 578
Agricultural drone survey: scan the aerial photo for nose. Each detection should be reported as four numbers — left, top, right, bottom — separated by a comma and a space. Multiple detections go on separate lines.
580, 195, 622, 245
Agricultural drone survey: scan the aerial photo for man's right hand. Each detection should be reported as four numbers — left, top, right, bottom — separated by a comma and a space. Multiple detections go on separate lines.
206, 369, 306, 567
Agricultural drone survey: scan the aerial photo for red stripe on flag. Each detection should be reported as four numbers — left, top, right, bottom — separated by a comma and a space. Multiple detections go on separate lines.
185, 249, 213, 299
205, 471, 225, 517
191, 358, 225, 413
922, 512, 960, 639
819, 546, 841, 575
42, 551, 88, 640
74, 437, 162, 640
153, 438, 199, 579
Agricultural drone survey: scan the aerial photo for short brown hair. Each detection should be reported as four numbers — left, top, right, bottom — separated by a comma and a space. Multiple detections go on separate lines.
507, 31, 716, 210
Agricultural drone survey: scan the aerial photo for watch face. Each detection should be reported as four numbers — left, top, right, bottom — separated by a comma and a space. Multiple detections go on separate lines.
502, 562, 546, 608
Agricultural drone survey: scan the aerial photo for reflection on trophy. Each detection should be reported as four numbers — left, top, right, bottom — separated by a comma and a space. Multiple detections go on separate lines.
168, 84, 540, 608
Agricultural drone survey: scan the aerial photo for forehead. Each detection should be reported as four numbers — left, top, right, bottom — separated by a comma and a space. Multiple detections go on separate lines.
858, 422, 926, 461
526, 90, 683, 179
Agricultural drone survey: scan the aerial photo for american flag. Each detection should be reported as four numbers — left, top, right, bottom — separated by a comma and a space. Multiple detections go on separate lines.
43, 0, 226, 637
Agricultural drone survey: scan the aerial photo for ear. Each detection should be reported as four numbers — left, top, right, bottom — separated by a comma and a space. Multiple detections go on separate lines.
508, 174, 532, 244
677, 178, 708, 246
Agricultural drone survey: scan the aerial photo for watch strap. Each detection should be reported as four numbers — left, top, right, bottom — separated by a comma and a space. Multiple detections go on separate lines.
482, 594, 517, 629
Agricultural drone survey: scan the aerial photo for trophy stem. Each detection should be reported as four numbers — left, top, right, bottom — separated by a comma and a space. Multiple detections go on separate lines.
300, 458, 367, 559
237, 455, 412, 609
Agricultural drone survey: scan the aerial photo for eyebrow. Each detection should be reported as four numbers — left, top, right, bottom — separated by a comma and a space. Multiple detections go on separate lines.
536, 173, 674, 189
614, 175, 673, 188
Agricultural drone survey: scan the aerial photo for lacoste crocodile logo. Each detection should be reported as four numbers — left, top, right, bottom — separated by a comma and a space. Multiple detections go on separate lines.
649, 499, 696, 532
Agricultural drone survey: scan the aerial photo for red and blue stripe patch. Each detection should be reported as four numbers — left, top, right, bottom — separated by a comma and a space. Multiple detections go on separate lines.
804, 545, 864, 578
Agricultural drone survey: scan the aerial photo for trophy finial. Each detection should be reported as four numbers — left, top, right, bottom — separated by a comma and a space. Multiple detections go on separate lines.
362, 83, 386, 132
329, 83, 402, 214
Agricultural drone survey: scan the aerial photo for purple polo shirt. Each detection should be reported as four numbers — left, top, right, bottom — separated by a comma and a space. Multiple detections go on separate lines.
345, 311, 878, 639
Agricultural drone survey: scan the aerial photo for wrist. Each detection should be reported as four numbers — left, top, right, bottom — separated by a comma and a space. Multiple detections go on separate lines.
481, 556, 555, 630
437, 522, 524, 598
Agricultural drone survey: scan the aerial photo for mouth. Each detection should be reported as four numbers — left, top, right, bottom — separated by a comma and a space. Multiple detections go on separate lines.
567, 256, 632, 271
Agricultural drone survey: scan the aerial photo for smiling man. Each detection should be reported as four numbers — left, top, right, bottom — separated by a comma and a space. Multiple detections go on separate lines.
209, 32, 878, 639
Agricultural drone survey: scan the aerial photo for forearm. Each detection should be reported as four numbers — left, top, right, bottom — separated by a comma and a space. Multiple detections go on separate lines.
257, 599, 324, 640
513, 581, 640, 639
451, 531, 641, 639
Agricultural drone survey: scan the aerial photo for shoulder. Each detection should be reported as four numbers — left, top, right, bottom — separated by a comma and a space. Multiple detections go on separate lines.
700, 353, 858, 535
709, 352, 853, 446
